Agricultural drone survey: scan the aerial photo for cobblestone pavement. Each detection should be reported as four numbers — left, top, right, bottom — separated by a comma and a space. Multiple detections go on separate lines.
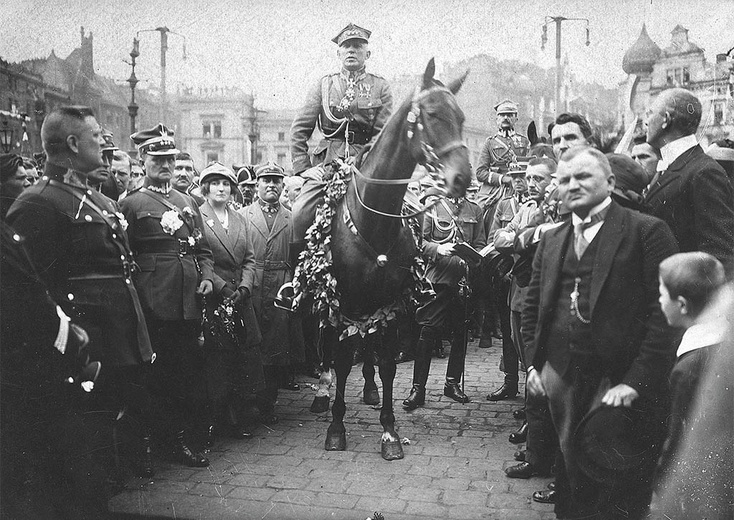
109, 337, 557, 519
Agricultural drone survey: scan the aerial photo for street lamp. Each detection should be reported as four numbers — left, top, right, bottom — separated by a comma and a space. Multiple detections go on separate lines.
127, 37, 140, 139
0, 121, 12, 153
541, 16, 590, 115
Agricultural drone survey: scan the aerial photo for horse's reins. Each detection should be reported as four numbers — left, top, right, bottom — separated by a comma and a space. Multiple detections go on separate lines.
350, 85, 468, 220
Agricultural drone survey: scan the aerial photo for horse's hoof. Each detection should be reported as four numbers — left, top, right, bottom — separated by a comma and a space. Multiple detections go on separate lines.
363, 387, 380, 406
325, 430, 347, 451
310, 396, 330, 413
381, 438, 404, 461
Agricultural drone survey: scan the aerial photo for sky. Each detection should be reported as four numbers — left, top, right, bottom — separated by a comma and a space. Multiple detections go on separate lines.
2, 0, 733, 109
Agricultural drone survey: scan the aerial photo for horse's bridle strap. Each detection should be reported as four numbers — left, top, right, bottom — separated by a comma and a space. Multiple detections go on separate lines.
352, 165, 414, 186
431, 140, 467, 157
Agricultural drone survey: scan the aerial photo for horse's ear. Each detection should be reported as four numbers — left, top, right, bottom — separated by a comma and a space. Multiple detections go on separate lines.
422, 58, 436, 90
527, 121, 538, 145
447, 70, 469, 95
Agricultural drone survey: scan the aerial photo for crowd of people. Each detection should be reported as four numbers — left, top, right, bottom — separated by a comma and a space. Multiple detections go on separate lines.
1, 21, 733, 520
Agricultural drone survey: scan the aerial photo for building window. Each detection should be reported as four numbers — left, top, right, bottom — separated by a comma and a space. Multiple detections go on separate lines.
666, 67, 691, 86
206, 151, 219, 164
277, 153, 286, 164
278, 132, 285, 141
202, 120, 222, 138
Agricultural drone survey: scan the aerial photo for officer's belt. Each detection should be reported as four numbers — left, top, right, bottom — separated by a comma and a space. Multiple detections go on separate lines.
136, 239, 195, 256
325, 129, 371, 146
255, 260, 289, 270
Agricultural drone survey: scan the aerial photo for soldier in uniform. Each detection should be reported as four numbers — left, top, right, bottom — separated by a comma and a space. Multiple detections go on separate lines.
290, 22, 393, 248
5, 105, 152, 510
475, 100, 531, 231
402, 194, 486, 410
120, 124, 215, 468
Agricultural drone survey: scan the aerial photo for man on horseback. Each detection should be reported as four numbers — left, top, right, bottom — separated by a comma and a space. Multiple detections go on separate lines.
475, 100, 531, 230
289, 23, 393, 254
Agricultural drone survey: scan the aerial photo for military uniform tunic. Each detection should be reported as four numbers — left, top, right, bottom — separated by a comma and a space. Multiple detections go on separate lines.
290, 69, 393, 175
475, 132, 531, 209
6, 176, 153, 368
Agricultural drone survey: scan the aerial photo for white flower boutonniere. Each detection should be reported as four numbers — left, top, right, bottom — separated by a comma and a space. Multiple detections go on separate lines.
115, 212, 129, 231
206, 218, 215, 228
160, 210, 184, 235
182, 206, 194, 218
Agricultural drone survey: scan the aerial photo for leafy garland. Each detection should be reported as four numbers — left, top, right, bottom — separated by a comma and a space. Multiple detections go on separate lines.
291, 160, 429, 340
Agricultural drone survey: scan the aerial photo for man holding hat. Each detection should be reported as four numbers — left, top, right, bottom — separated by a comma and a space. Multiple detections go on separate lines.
120, 123, 215, 469
521, 147, 678, 518
239, 162, 304, 423
290, 23, 393, 254
475, 100, 531, 229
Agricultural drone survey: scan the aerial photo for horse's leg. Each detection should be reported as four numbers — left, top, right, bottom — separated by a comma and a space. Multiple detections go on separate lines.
362, 336, 379, 405
378, 323, 404, 461
310, 320, 332, 413
325, 330, 351, 451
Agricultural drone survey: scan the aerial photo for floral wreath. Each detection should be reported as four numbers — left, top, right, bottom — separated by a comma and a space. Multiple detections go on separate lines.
291, 160, 429, 340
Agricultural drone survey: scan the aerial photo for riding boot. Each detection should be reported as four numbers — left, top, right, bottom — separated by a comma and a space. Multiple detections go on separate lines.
402, 337, 433, 410
169, 431, 209, 467
443, 377, 470, 403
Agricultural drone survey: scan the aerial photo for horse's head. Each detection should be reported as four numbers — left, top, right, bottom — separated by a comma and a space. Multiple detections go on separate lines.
407, 59, 471, 198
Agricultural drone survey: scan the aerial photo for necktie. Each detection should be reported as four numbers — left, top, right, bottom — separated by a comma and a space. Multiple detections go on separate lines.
574, 210, 606, 259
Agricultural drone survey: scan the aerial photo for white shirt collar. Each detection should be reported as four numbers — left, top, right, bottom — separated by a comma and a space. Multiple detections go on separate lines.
572, 196, 611, 226
659, 134, 698, 171
676, 321, 725, 358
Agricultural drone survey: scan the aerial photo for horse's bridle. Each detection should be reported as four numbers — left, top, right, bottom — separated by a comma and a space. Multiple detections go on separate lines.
351, 85, 468, 220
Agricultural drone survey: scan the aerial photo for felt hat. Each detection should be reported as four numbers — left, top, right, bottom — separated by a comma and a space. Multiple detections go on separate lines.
199, 161, 237, 186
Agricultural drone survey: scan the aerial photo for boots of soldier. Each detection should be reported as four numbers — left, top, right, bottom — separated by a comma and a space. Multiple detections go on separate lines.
487, 378, 519, 401
402, 338, 433, 410
169, 430, 209, 468
444, 377, 470, 403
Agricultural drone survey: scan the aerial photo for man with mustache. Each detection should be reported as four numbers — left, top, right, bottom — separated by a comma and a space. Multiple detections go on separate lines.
120, 123, 215, 470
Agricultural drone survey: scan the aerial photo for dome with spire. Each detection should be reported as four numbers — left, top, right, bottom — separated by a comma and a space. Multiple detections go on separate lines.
622, 24, 661, 75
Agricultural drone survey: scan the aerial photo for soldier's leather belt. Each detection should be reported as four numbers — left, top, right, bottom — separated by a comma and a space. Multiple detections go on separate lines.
328, 130, 371, 146
137, 239, 194, 256
255, 260, 289, 270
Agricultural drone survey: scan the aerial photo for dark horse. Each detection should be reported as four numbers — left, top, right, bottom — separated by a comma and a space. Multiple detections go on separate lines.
319, 59, 471, 460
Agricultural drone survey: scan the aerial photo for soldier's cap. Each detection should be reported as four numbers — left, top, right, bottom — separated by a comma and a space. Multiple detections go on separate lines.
332, 23, 371, 46
236, 165, 257, 185
255, 161, 285, 179
131, 123, 180, 156
101, 129, 119, 153
199, 161, 237, 186
494, 99, 519, 114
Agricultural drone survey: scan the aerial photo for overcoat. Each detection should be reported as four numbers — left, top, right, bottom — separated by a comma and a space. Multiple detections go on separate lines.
239, 202, 304, 366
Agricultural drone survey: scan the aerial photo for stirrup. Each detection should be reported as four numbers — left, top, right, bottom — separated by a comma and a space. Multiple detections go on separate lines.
274, 282, 297, 311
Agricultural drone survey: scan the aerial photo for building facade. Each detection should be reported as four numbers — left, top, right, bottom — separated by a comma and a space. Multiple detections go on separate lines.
620, 24, 734, 146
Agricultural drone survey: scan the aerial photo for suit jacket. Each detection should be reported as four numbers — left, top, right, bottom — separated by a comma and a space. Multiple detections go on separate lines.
644, 144, 734, 274
199, 202, 261, 347
290, 70, 392, 174
120, 188, 214, 321
521, 201, 679, 396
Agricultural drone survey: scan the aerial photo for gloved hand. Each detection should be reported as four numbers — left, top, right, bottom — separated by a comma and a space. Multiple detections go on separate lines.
66, 323, 101, 391
437, 242, 455, 256
231, 287, 251, 305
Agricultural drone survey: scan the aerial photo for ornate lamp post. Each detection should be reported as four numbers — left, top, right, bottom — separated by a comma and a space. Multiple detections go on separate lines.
127, 37, 140, 140
541, 16, 590, 115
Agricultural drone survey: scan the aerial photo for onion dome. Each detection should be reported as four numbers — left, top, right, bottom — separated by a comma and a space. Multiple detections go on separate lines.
622, 24, 661, 75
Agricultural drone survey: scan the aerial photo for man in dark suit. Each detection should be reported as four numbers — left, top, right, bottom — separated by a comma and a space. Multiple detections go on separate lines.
522, 147, 678, 519
644, 88, 734, 276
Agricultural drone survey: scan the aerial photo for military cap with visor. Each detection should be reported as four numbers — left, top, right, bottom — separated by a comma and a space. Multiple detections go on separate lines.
255, 162, 285, 179
130, 123, 180, 156
494, 99, 519, 114
332, 23, 371, 46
